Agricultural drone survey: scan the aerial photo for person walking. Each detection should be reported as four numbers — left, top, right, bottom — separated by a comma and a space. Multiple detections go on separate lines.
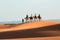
22, 19, 24, 23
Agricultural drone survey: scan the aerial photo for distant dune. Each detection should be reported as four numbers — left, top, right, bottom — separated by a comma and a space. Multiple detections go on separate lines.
0, 20, 60, 40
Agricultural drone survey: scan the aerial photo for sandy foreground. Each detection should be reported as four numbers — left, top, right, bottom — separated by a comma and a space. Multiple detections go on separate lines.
0, 20, 60, 40
0, 20, 60, 32
2, 37, 60, 40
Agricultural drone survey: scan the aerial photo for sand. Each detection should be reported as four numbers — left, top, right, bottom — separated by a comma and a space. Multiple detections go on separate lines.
3, 37, 60, 40
0, 20, 60, 32
0, 20, 60, 40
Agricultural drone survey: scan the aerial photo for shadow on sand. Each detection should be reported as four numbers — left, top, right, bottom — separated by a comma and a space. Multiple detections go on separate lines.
0, 24, 60, 39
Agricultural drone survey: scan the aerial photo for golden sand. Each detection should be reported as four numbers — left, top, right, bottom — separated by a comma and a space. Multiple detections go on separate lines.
0, 20, 60, 40
0, 20, 60, 32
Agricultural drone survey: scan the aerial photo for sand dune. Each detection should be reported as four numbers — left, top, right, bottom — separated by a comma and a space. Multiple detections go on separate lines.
0, 20, 60, 32
0, 20, 60, 40
3, 37, 60, 40
0, 24, 60, 39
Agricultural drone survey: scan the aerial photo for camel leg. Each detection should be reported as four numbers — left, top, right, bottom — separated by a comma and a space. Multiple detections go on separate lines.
39, 18, 41, 21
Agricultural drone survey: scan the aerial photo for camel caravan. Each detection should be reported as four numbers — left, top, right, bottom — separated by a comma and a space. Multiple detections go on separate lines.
22, 14, 41, 23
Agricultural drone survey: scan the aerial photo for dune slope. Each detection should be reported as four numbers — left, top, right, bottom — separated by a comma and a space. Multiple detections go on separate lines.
0, 21, 60, 39
0, 20, 60, 32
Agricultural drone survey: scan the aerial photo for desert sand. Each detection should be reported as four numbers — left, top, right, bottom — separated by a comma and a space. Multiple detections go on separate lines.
3, 37, 60, 40
0, 20, 60, 40
0, 20, 60, 32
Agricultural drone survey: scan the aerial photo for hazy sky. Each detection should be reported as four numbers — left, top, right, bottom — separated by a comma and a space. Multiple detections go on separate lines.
0, 0, 60, 21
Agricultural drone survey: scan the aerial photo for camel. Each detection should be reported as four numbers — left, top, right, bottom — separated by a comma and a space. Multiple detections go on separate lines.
29, 14, 33, 22
25, 14, 33, 22
37, 14, 41, 21
24, 14, 41, 23
33, 14, 38, 21
25, 15, 29, 22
